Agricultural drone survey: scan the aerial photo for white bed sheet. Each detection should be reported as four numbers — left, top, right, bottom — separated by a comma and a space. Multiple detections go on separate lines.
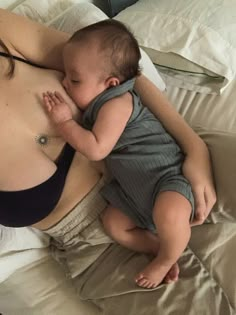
0, 0, 94, 10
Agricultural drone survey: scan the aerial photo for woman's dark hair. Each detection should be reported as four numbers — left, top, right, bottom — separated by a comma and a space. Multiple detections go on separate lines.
0, 38, 15, 79
69, 19, 141, 82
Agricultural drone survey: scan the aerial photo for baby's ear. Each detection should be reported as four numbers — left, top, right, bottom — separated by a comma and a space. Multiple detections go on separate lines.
105, 77, 120, 88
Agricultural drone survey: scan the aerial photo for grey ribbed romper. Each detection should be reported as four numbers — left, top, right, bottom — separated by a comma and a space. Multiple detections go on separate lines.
82, 78, 194, 231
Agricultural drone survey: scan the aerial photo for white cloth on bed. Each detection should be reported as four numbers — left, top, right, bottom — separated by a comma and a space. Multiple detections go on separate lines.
0, 226, 49, 282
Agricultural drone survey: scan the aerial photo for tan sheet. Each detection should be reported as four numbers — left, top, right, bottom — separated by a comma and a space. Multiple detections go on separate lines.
76, 225, 236, 315
165, 79, 236, 225
1, 224, 235, 314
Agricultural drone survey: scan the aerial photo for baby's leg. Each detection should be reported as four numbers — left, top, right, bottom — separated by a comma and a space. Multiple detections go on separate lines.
135, 191, 192, 288
101, 205, 180, 284
101, 205, 159, 255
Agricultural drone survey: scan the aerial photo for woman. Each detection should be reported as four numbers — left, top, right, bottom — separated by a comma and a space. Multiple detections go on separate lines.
0, 8, 216, 313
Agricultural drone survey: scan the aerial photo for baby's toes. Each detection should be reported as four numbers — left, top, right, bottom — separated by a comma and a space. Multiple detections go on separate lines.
136, 277, 150, 287
151, 282, 159, 289
147, 281, 156, 289
135, 273, 145, 282
136, 277, 145, 286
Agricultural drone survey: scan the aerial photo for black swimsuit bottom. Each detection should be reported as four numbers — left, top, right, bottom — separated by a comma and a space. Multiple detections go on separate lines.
0, 51, 75, 227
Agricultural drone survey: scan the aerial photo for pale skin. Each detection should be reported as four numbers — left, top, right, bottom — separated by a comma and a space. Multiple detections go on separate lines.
42, 40, 207, 288
0, 8, 216, 288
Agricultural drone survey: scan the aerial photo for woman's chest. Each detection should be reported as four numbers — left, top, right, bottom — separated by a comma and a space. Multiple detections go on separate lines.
0, 76, 64, 167
1, 64, 80, 144
2, 66, 78, 131
0, 66, 80, 190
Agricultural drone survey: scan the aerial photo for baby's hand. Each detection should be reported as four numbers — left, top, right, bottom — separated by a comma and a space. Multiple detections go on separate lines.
42, 91, 73, 125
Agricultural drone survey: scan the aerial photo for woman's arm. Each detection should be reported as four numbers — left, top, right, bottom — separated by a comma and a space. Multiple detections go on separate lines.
135, 75, 203, 155
135, 75, 216, 225
0, 9, 70, 70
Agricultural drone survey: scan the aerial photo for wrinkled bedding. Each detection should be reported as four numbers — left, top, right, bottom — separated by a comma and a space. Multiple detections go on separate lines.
0, 1, 236, 315
1, 208, 236, 314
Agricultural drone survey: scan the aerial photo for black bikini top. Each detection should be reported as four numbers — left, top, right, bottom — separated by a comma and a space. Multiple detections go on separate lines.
0, 51, 46, 68
0, 51, 76, 227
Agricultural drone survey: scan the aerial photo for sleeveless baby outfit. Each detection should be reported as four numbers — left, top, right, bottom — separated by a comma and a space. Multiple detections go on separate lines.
82, 78, 194, 231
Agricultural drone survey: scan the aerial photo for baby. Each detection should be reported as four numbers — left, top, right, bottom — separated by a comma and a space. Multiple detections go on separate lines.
42, 19, 194, 289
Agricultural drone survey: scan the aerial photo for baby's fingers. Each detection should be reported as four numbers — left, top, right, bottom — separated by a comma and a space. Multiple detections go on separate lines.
54, 91, 66, 103
46, 91, 61, 105
42, 93, 52, 112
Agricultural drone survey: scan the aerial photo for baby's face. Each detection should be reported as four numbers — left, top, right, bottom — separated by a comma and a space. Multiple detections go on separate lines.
62, 42, 108, 110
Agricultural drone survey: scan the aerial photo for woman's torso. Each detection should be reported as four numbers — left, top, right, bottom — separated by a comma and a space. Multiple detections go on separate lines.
0, 48, 104, 229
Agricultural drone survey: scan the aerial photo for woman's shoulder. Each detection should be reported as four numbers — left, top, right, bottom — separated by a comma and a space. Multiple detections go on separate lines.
0, 8, 69, 70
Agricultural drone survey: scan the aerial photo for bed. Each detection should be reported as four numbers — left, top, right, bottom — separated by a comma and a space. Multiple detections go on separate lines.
0, 1, 236, 314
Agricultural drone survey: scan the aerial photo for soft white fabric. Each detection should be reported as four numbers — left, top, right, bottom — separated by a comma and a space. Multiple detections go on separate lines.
0, 0, 94, 11
0, 226, 49, 282
47, 2, 109, 30
0, 0, 24, 9
115, 0, 236, 93
139, 48, 166, 91
11, 0, 95, 24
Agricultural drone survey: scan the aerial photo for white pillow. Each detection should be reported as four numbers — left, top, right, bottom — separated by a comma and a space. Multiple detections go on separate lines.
12, 0, 92, 23
0, 0, 24, 10
48, 2, 109, 30
139, 48, 166, 91
115, 0, 236, 93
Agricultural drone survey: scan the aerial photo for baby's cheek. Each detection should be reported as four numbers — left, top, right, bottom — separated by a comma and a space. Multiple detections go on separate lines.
76, 94, 90, 109
72, 95, 86, 110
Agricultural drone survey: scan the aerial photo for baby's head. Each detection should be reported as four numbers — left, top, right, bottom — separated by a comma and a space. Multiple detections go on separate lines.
62, 19, 141, 109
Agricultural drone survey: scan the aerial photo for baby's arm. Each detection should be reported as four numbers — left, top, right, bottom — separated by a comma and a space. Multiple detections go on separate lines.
43, 91, 132, 160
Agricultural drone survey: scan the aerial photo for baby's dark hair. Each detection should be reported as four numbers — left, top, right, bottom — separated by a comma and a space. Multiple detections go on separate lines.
69, 19, 141, 82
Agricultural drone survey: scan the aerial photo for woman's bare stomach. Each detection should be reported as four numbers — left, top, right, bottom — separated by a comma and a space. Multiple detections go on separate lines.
33, 155, 105, 230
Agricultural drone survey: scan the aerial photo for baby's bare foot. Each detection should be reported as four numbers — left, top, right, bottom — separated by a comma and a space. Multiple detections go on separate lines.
135, 258, 178, 289
163, 262, 179, 283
